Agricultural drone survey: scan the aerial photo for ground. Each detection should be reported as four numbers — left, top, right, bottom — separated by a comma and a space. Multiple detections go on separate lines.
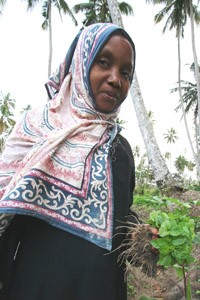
127, 189, 200, 300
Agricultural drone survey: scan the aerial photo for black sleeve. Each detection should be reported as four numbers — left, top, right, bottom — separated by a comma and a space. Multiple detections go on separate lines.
118, 134, 142, 224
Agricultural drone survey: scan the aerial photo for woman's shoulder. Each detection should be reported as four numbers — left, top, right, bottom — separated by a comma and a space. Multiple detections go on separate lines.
117, 134, 132, 152
115, 134, 134, 164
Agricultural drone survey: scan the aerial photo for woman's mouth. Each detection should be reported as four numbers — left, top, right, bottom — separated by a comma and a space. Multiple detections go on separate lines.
103, 91, 118, 102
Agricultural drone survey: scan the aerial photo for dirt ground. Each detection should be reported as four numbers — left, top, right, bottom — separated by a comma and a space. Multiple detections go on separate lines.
127, 190, 200, 300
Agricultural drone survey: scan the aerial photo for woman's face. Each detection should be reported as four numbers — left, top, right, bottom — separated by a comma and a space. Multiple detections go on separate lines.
89, 34, 134, 113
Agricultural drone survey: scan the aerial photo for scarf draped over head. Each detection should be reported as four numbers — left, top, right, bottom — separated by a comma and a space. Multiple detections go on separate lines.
0, 23, 135, 250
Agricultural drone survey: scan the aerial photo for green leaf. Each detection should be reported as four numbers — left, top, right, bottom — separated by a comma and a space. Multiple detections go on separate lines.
149, 211, 169, 228
147, 206, 195, 273
179, 226, 191, 238
185, 255, 195, 264
151, 238, 170, 251
174, 265, 184, 278
171, 238, 186, 246
159, 219, 172, 236
158, 254, 172, 266
169, 228, 183, 236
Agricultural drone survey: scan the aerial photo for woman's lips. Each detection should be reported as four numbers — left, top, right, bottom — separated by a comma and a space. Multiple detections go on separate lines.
103, 91, 118, 102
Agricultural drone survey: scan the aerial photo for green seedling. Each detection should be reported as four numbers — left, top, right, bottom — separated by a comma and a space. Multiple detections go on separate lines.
148, 209, 195, 300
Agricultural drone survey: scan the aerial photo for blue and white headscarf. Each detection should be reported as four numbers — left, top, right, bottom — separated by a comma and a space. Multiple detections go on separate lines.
0, 23, 135, 250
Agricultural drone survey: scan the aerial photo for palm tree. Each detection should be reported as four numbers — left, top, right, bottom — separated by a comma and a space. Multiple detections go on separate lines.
22, 0, 77, 76
164, 127, 178, 171
0, 92, 16, 153
164, 127, 179, 144
188, 0, 200, 145
146, 0, 200, 179
132, 145, 140, 160
174, 154, 189, 174
172, 64, 198, 114
106, 0, 173, 188
186, 159, 195, 172
132, 145, 141, 168
164, 151, 171, 160
73, 0, 133, 26
148, 0, 200, 139
172, 63, 199, 158
174, 154, 195, 185
136, 153, 154, 186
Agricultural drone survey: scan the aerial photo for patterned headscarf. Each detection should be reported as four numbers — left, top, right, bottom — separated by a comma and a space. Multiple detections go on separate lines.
0, 23, 135, 250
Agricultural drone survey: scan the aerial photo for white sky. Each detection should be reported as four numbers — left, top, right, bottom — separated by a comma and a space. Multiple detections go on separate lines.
0, 0, 199, 173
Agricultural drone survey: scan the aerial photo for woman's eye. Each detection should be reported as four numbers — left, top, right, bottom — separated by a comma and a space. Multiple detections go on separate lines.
98, 58, 109, 68
121, 71, 131, 81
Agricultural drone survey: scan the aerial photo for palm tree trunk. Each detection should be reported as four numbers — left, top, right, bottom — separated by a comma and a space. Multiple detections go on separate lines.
189, 0, 200, 157
107, 0, 173, 187
48, 1, 53, 77
106, 0, 123, 25
177, 32, 200, 179
130, 75, 173, 186
194, 116, 199, 178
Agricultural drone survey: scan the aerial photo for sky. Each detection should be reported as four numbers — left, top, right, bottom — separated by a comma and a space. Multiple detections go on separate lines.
0, 0, 199, 174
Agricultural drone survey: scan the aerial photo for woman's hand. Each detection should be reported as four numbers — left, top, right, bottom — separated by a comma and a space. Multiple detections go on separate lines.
145, 224, 159, 254
131, 224, 159, 254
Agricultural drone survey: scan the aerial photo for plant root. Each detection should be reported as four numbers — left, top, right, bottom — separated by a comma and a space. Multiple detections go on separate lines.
118, 223, 162, 278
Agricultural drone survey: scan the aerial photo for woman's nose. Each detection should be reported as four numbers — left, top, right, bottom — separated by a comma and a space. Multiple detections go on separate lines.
107, 68, 121, 88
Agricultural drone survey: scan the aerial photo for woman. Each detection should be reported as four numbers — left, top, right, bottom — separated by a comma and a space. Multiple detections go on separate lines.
0, 23, 137, 300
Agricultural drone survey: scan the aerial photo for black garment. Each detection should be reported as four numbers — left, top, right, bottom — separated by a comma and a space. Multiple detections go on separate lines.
0, 134, 136, 300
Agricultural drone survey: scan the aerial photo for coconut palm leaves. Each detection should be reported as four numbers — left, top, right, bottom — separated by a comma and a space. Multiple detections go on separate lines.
21, 0, 77, 76
164, 128, 179, 145
73, 0, 133, 26
41, 0, 77, 30
172, 63, 200, 158
173, 64, 198, 119
146, 0, 200, 178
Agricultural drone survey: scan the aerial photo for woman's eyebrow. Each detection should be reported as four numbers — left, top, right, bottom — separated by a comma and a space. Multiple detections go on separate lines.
97, 48, 112, 57
96, 47, 134, 71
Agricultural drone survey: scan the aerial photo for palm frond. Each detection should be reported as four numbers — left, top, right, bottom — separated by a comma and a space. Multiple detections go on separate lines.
41, 0, 49, 30
53, 0, 77, 25
22, 0, 40, 11
73, 3, 94, 13
118, 2, 133, 16
73, 0, 133, 26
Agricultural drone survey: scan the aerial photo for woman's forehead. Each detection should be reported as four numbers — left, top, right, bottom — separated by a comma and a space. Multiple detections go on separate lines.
97, 34, 134, 68
101, 33, 135, 55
